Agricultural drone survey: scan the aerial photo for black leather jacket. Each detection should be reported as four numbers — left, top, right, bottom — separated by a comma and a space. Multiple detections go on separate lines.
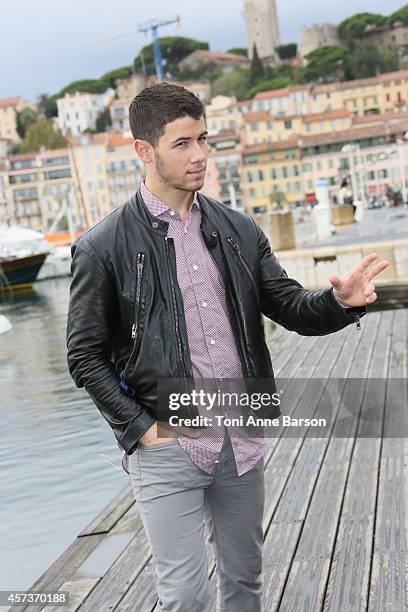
66, 187, 366, 454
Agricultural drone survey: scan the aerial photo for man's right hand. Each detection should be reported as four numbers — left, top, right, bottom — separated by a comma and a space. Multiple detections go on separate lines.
138, 421, 202, 447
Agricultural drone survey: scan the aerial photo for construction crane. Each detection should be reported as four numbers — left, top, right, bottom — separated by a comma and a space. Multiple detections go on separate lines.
137, 16, 181, 83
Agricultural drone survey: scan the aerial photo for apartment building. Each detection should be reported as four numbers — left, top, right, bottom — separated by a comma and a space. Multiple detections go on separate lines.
0, 96, 36, 143
0, 149, 84, 232
57, 89, 114, 137
250, 70, 408, 118
106, 132, 144, 209
205, 130, 244, 212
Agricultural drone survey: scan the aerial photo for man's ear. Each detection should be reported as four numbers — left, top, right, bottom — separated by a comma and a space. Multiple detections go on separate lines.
134, 139, 153, 164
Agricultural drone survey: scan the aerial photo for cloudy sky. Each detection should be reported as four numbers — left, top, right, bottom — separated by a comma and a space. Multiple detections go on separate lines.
2, 0, 404, 101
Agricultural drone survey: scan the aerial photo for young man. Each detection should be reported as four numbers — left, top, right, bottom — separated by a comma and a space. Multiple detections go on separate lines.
66, 83, 388, 612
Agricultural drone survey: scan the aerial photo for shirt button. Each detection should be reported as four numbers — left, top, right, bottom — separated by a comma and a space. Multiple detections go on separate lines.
202, 301, 208, 307
183, 228, 188, 234
169, 210, 176, 216
210, 338, 216, 345
193, 264, 198, 271
152, 221, 159, 228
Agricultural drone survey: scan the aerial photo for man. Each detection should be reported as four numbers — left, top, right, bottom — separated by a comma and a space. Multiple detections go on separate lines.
66, 83, 388, 612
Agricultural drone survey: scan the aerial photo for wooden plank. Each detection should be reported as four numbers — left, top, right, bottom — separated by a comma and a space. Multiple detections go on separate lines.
78, 484, 135, 536
369, 307, 408, 611
12, 533, 106, 612
269, 311, 382, 611
323, 310, 395, 611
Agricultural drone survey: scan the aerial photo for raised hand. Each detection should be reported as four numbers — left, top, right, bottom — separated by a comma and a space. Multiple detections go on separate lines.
328, 252, 389, 308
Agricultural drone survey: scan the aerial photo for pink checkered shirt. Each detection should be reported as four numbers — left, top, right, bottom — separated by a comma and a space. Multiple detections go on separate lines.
118, 180, 266, 476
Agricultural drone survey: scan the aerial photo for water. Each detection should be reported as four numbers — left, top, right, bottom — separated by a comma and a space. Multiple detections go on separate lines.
0, 278, 126, 594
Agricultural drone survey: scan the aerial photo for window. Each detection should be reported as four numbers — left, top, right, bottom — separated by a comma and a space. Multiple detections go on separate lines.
305, 122, 311, 132
316, 161, 322, 170
284, 120, 292, 129
246, 171, 253, 182
250, 122, 259, 132
267, 120, 273, 129
285, 149, 296, 160
249, 187, 256, 197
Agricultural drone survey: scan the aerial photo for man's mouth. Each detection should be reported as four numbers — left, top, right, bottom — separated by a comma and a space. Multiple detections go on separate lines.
188, 168, 205, 175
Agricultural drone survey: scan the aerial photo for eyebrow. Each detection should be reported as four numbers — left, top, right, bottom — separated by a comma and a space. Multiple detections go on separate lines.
171, 131, 208, 145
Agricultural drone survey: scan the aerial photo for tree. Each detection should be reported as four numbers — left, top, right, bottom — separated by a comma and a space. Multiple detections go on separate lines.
245, 76, 291, 99
58, 79, 108, 97
345, 43, 399, 79
226, 47, 248, 56
304, 45, 346, 82
100, 66, 133, 88
16, 107, 38, 139
338, 12, 387, 44
211, 68, 251, 98
250, 44, 265, 85
387, 4, 408, 25
37, 94, 58, 118
20, 117, 67, 153
133, 36, 209, 76
276, 43, 297, 60
95, 108, 112, 133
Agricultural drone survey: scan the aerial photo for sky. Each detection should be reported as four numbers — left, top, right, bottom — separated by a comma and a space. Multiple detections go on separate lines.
2, 0, 405, 101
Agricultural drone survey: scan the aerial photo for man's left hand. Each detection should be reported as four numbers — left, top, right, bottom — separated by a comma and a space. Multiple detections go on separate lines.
328, 252, 389, 307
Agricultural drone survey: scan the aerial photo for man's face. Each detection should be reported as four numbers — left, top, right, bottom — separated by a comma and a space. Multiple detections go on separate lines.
150, 115, 208, 192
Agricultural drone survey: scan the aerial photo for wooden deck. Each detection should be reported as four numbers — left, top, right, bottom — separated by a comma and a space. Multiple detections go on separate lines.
15, 307, 408, 612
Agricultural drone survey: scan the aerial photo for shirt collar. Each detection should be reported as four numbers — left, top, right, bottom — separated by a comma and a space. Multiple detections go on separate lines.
140, 179, 200, 218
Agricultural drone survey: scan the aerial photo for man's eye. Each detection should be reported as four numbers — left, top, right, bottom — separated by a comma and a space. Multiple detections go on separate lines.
176, 142, 187, 147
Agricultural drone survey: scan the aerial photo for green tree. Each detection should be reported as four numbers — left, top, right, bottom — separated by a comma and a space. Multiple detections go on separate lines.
276, 43, 297, 60
250, 44, 265, 84
304, 45, 346, 82
100, 66, 133, 88
20, 117, 67, 153
338, 12, 387, 44
95, 108, 112, 133
58, 79, 108, 97
387, 4, 408, 25
226, 47, 248, 56
133, 36, 209, 76
245, 76, 291, 99
345, 43, 399, 78
16, 107, 38, 139
37, 93, 58, 118
211, 68, 251, 98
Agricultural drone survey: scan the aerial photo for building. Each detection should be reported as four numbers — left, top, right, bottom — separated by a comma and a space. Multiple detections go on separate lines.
0, 96, 36, 143
109, 99, 132, 132
115, 73, 150, 100
249, 70, 408, 118
106, 132, 144, 210
299, 23, 341, 60
0, 149, 84, 232
205, 96, 246, 135
243, 0, 281, 63
70, 133, 111, 226
56, 89, 114, 137
205, 130, 244, 212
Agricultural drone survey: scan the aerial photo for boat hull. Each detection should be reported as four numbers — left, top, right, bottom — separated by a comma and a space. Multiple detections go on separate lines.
0, 253, 49, 290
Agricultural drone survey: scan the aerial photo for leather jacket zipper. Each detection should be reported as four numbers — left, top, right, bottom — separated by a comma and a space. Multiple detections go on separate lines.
132, 252, 145, 339
354, 313, 361, 330
116, 252, 145, 379
227, 236, 259, 303
165, 236, 188, 378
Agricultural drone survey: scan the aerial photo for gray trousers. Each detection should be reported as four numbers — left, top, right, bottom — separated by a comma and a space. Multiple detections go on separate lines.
128, 427, 265, 612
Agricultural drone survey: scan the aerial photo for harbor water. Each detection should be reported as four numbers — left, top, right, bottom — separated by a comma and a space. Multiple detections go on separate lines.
0, 277, 126, 594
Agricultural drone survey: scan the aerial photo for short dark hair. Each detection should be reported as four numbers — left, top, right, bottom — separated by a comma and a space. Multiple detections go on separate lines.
128, 82, 204, 147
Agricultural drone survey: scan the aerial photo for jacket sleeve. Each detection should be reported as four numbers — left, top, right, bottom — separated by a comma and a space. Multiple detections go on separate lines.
253, 220, 367, 335
66, 236, 156, 454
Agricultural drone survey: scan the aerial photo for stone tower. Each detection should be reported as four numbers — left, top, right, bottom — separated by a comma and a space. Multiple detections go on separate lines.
244, 0, 281, 64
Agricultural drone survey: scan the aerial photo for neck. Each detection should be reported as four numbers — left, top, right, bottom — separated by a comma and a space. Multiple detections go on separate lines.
144, 176, 194, 216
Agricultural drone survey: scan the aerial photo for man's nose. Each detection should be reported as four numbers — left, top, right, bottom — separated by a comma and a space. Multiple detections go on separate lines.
190, 140, 207, 163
